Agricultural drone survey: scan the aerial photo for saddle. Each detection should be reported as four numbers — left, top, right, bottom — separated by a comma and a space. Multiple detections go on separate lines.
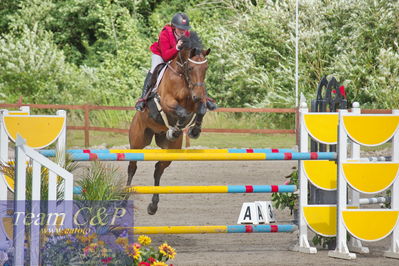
149, 63, 167, 93
146, 63, 168, 125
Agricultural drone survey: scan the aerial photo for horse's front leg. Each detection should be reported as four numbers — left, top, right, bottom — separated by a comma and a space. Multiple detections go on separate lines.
166, 104, 189, 141
127, 114, 154, 187
188, 102, 207, 139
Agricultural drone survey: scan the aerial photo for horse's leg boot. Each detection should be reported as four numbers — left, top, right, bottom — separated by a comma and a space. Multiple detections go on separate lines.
206, 97, 217, 111
135, 71, 153, 112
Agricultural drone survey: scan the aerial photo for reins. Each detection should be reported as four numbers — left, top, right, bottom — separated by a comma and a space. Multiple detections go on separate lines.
168, 51, 207, 90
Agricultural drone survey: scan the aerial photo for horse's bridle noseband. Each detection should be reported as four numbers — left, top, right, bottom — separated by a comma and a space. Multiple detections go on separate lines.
171, 51, 208, 90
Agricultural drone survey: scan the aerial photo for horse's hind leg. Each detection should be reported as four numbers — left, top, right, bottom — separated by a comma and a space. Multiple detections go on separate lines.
127, 122, 154, 187
147, 134, 183, 215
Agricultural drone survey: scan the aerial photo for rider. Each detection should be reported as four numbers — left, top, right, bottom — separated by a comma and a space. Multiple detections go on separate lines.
135, 12, 217, 112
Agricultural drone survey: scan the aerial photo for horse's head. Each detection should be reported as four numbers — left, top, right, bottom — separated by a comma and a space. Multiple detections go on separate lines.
177, 32, 211, 104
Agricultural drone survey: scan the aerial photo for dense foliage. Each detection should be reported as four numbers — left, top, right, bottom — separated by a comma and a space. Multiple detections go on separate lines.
1, 0, 398, 108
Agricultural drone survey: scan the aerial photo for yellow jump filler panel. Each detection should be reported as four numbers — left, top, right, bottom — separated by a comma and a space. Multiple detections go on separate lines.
3, 116, 65, 149
343, 115, 399, 146
303, 161, 337, 190
303, 113, 339, 144
343, 210, 399, 242
303, 205, 336, 237
342, 162, 399, 194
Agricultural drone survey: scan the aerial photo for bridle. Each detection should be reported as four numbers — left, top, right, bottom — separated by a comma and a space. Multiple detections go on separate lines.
168, 50, 207, 91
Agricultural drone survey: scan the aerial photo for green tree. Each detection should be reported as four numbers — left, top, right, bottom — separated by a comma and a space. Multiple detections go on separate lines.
0, 25, 93, 104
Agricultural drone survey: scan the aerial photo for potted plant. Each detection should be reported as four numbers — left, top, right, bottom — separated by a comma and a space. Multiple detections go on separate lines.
271, 167, 299, 224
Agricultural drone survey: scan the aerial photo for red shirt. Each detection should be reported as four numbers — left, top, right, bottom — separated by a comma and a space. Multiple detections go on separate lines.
150, 25, 190, 62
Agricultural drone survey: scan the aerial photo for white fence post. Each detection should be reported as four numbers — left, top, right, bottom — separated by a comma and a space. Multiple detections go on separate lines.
297, 102, 317, 253
0, 109, 9, 201
385, 109, 399, 259
13, 136, 27, 266
13, 135, 73, 265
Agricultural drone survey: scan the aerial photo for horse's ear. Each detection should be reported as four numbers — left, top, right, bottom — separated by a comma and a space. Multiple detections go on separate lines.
203, 48, 211, 56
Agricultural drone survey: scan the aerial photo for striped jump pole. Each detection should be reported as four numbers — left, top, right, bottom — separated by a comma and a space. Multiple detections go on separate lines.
127, 185, 297, 194
359, 196, 390, 205
73, 185, 297, 195
39, 148, 295, 157
118, 224, 297, 235
47, 152, 336, 161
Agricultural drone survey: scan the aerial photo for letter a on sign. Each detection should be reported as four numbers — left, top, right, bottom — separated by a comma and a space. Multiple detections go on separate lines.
237, 202, 258, 224
255, 201, 275, 223
255, 202, 266, 224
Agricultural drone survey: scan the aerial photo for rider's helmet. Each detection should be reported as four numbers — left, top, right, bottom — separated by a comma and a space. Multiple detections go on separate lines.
171, 13, 190, 30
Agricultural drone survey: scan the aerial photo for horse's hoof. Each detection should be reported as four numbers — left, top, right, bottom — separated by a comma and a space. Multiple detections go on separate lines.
166, 128, 182, 141
147, 203, 158, 215
206, 100, 218, 111
188, 126, 201, 139
166, 129, 177, 141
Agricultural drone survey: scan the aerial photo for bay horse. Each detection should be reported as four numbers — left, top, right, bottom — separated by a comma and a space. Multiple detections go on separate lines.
128, 32, 211, 215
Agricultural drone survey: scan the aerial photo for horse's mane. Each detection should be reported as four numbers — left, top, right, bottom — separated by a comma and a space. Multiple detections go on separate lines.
180, 31, 203, 53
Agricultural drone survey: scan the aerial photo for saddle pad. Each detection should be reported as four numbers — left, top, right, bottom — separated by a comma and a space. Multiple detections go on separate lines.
151, 64, 168, 93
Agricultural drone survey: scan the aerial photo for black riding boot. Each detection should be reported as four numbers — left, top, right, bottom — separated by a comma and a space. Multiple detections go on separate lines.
135, 72, 153, 112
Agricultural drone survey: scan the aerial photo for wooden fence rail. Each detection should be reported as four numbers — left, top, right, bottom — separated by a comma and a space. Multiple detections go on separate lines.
0, 98, 391, 147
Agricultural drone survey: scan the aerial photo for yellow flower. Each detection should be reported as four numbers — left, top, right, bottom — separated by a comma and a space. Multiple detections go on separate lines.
151, 262, 168, 266
101, 247, 108, 257
87, 233, 97, 241
125, 244, 141, 260
77, 233, 97, 243
138, 235, 152, 246
98, 240, 105, 246
159, 243, 176, 259
77, 235, 90, 243
115, 237, 129, 247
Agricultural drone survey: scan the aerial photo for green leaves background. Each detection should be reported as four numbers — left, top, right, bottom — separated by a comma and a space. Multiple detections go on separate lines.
1, 0, 398, 108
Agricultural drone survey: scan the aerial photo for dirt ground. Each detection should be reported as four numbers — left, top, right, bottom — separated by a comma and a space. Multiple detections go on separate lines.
102, 156, 397, 266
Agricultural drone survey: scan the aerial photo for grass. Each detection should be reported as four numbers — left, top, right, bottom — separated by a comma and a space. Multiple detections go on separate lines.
201, 112, 295, 130
188, 133, 296, 148
67, 131, 129, 148
66, 130, 297, 149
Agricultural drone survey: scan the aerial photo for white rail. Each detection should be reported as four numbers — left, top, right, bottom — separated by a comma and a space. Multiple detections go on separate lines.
13, 135, 73, 266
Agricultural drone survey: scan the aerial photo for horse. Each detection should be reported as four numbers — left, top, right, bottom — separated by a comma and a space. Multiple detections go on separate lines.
127, 32, 211, 215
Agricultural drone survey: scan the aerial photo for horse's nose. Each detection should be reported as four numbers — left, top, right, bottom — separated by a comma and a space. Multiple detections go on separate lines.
192, 95, 202, 103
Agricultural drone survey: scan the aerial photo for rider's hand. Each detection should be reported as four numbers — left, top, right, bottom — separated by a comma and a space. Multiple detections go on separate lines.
176, 40, 183, 50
